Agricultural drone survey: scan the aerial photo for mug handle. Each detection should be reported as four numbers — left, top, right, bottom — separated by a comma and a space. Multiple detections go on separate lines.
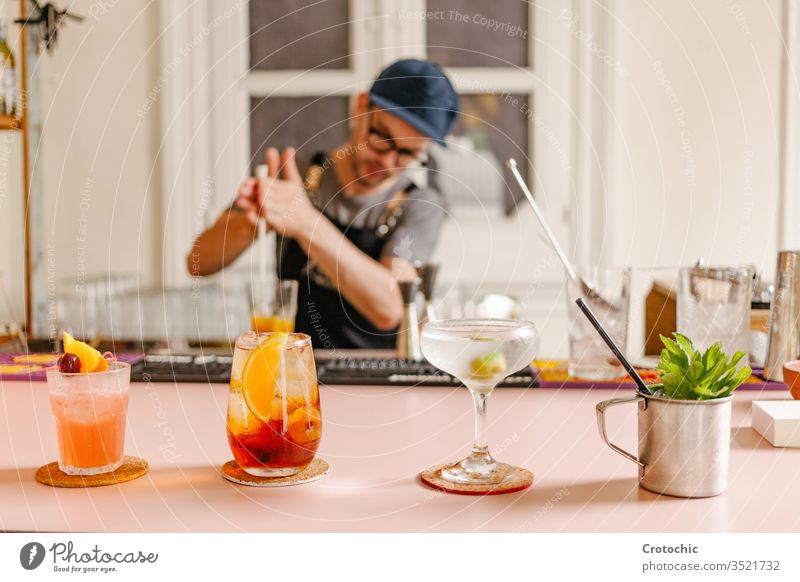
596, 396, 645, 469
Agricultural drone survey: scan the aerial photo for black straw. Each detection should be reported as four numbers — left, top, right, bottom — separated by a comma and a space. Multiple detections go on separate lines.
575, 298, 653, 395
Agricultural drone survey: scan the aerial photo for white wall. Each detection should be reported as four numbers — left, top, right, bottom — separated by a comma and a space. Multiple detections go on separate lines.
0, 1, 25, 324
608, 0, 783, 276
0, 0, 161, 328
432, 0, 785, 286
428, 0, 786, 357
39, 0, 162, 289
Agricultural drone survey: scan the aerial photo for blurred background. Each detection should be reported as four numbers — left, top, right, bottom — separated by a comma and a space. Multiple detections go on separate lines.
0, 0, 797, 357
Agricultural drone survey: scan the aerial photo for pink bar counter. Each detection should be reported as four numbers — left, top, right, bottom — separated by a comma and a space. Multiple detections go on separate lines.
1, 379, 799, 532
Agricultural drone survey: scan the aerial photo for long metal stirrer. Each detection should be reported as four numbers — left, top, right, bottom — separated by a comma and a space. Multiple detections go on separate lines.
575, 298, 653, 395
506, 159, 579, 283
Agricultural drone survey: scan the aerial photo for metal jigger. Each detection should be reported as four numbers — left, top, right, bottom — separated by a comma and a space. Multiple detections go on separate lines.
397, 278, 423, 361
765, 250, 800, 381
416, 263, 439, 325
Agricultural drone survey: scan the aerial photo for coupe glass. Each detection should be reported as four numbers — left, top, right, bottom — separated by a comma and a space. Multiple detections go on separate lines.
420, 318, 539, 485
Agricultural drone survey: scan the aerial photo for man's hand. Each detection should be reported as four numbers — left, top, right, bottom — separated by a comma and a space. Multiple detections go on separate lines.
231, 177, 265, 227
262, 147, 320, 240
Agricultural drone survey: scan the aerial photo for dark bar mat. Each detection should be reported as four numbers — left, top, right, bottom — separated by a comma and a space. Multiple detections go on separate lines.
130, 355, 537, 387
315, 358, 538, 387
130, 354, 232, 384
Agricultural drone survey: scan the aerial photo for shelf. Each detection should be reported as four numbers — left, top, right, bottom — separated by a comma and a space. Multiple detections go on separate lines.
0, 114, 21, 130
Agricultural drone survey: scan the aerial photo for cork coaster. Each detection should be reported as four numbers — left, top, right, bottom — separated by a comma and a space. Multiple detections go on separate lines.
36, 456, 148, 488
419, 463, 533, 496
221, 457, 329, 487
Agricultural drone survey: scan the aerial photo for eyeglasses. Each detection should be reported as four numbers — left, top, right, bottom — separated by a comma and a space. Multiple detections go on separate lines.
365, 112, 428, 166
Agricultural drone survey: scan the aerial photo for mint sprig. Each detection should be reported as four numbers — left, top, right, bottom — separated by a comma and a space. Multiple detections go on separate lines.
655, 333, 751, 400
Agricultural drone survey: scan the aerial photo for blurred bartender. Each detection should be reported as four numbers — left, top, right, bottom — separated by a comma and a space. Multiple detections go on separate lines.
188, 59, 459, 349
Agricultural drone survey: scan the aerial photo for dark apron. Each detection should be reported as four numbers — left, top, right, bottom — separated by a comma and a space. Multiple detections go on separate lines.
276, 152, 409, 350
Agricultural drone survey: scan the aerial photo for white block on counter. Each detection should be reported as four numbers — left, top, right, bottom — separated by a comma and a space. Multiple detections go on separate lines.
752, 400, 800, 448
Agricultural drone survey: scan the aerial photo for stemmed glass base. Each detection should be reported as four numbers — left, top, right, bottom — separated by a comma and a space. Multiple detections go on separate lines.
439, 459, 530, 486
422, 387, 534, 494
420, 457, 534, 495
436, 443, 530, 487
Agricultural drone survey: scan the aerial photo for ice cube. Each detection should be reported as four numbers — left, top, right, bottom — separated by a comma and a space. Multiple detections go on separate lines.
227, 390, 260, 435
231, 347, 249, 383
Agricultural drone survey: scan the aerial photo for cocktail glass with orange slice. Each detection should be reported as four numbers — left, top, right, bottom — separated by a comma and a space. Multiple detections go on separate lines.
227, 331, 321, 478
46, 333, 130, 475
249, 279, 299, 333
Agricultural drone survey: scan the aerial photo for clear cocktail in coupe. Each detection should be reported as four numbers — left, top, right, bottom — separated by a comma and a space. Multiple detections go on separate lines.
227, 331, 321, 477
421, 318, 539, 486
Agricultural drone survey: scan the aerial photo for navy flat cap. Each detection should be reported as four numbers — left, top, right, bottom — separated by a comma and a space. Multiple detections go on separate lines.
368, 59, 459, 146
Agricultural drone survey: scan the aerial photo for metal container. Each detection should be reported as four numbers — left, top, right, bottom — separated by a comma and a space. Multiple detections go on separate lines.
596, 393, 732, 498
397, 278, 422, 361
416, 263, 439, 324
765, 250, 800, 381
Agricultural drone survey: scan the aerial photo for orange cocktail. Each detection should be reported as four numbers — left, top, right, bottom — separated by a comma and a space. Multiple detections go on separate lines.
49, 384, 128, 472
249, 279, 298, 335
250, 315, 295, 333
46, 333, 131, 475
227, 331, 321, 477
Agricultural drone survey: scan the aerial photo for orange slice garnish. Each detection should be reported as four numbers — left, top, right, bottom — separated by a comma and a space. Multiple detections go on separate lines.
241, 333, 288, 422
63, 332, 108, 373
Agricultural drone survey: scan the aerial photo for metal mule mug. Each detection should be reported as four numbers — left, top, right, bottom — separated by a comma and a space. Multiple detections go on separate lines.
596, 393, 732, 498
